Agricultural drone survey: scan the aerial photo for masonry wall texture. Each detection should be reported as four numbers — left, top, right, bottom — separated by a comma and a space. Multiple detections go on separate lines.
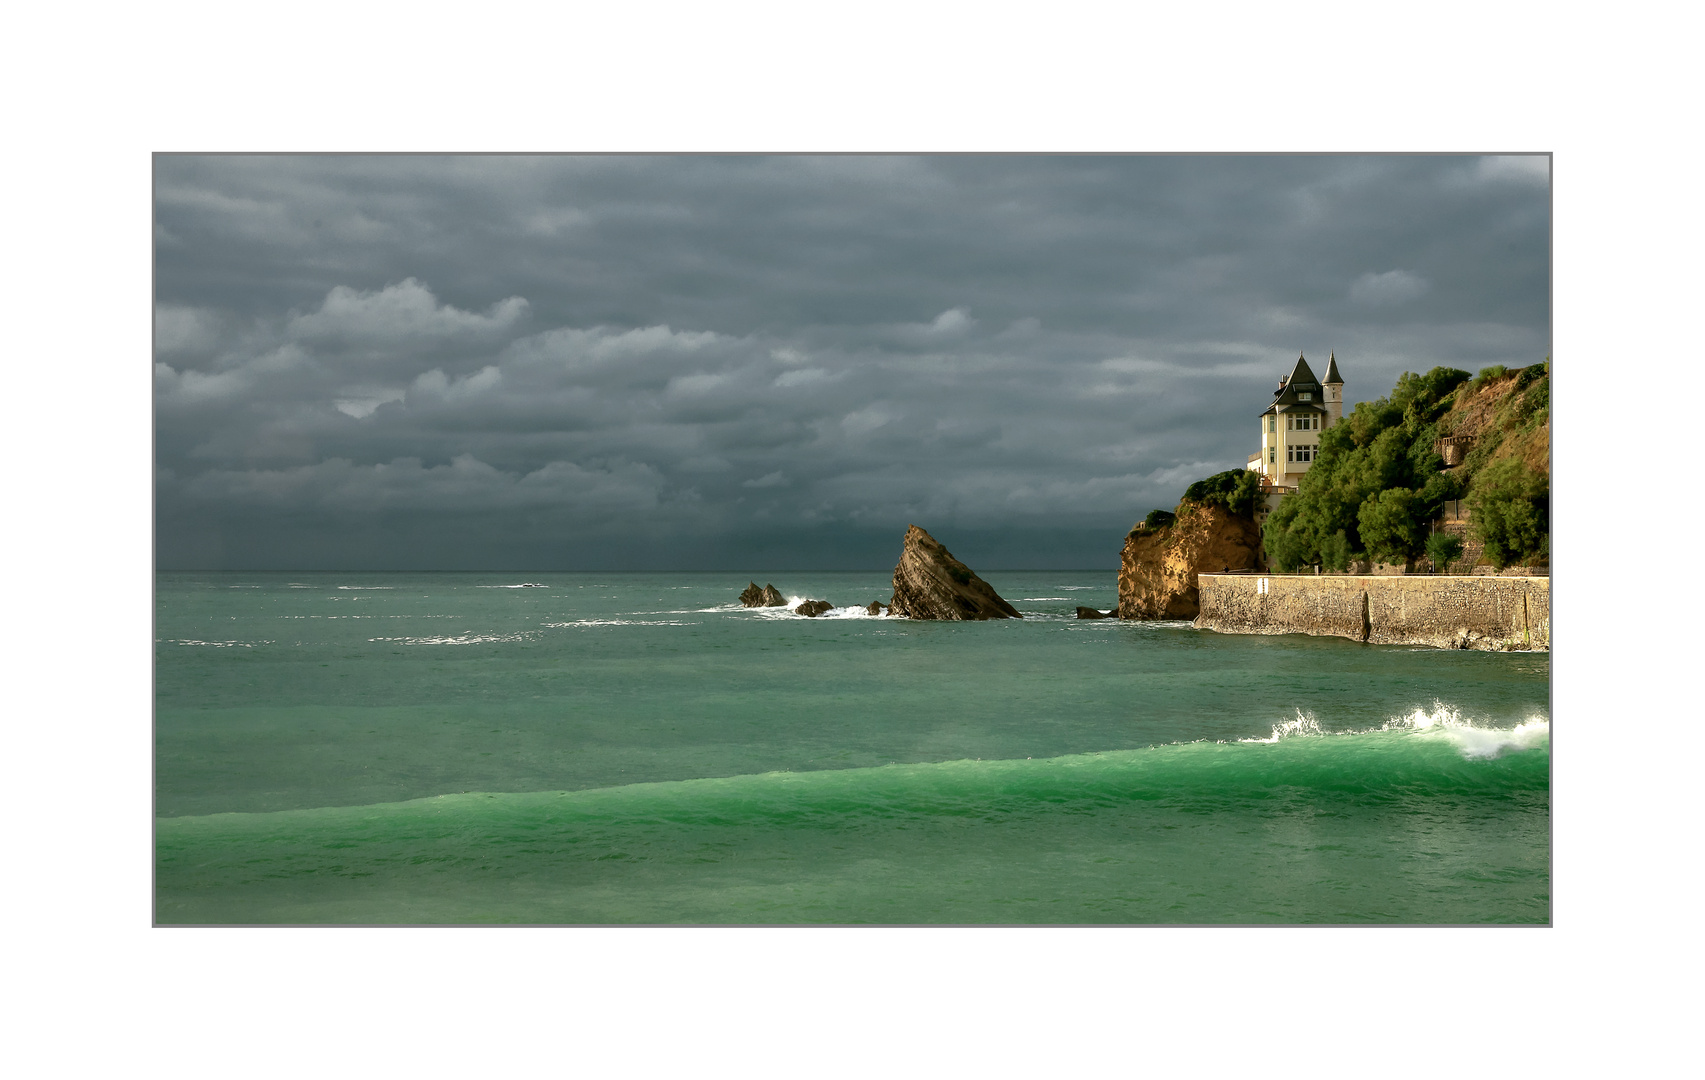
1194, 574, 1550, 651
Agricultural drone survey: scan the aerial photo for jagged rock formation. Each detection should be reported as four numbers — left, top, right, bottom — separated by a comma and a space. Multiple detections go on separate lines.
1119, 502, 1261, 619
1075, 606, 1113, 619
888, 525, 1021, 620
739, 582, 788, 607
794, 600, 834, 617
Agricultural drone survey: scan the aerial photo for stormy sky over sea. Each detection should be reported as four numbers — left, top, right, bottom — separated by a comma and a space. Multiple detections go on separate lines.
154, 154, 1549, 570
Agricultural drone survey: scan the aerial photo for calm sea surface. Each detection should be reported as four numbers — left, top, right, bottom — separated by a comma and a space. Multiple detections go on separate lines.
155, 571, 1550, 923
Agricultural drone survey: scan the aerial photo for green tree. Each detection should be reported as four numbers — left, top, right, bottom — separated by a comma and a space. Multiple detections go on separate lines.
1425, 531, 1464, 572
1319, 530, 1352, 572
1470, 459, 1548, 569
1358, 487, 1429, 565
1183, 469, 1262, 518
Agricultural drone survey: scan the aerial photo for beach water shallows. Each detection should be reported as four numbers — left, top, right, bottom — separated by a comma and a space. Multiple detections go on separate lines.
155, 571, 1550, 923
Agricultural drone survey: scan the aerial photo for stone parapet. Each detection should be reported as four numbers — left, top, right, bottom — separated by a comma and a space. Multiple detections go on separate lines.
1194, 573, 1549, 651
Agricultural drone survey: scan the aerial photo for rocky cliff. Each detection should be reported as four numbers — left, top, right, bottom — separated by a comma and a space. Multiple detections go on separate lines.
889, 524, 1021, 620
1118, 501, 1261, 619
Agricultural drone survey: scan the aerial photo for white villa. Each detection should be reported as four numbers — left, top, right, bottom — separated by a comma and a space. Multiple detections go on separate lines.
1247, 353, 1344, 500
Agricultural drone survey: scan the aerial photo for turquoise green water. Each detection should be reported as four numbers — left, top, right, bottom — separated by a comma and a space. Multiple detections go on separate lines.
155, 572, 1550, 923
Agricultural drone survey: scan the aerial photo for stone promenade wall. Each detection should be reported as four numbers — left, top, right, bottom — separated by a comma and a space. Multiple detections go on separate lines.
1194, 574, 1549, 651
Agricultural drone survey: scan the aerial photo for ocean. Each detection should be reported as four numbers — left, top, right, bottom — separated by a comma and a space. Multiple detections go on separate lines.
154, 571, 1550, 924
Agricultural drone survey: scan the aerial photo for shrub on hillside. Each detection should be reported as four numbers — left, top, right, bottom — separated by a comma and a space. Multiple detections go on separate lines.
1425, 531, 1464, 572
1472, 365, 1508, 391
1519, 376, 1549, 423
1182, 469, 1261, 518
1469, 459, 1549, 569
1143, 508, 1177, 530
1358, 487, 1429, 566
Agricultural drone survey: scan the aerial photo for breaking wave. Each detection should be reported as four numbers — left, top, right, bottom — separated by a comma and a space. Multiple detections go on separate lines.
1241, 703, 1548, 760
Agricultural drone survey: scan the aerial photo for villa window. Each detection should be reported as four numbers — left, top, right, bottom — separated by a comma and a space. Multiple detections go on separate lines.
1269, 448, 1275, 463
1298, 392, 1312, 401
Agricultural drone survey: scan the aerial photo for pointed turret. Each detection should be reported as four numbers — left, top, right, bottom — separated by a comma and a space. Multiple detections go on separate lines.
1322, 352, 1344, 427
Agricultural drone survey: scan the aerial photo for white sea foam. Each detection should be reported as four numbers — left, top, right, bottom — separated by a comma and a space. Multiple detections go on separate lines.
1242, 703, 1550, 759
279, 614, 455, 619
745, 600, 889, 619
369, 632, 538, 645
476, 584, 550, 588
1018, 597, 1073, 602
540, 620, 694, 628
1240, 710, 1325, 743
164, 639, 275, 648
337, 586, 394, 590
815, 605, 886, 619
1057, 586, 1098, 591
1384, 704, 1550, 759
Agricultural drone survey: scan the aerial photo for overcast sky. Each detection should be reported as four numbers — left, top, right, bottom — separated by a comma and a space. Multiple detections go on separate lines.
155, 154, 1549, 571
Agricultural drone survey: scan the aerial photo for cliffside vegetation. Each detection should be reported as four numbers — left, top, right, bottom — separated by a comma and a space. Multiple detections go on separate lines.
1183, 469, 1262, 518
1135, 470, 1258, 537
1262, 361, 1550, 572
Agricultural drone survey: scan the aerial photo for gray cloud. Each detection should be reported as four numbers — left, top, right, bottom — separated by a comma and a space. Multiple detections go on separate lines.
154, 154, 1549, 570
1349, 269, 1431, 306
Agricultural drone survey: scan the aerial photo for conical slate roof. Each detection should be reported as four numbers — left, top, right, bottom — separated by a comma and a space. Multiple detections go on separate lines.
1284, 353, 1320, 389
1262, 354, 1327, 415
1323, 352, 1343, 385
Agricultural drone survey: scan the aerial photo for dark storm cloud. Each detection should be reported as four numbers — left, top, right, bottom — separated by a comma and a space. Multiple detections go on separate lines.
154, 154, 1549, 570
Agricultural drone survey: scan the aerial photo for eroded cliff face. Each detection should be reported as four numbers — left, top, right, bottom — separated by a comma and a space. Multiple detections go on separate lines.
889, 524, 1021, 620
1118, 502, 1261, 619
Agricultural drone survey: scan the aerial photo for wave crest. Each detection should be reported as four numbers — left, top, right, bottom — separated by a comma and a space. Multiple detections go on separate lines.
1239, 704, 1548, 760
1241, 710, 1326, 744
1383, 704, 1549, 759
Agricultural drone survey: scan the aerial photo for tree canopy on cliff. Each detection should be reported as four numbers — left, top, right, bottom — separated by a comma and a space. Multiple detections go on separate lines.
1262, 363, 1551, 572
1183, 469, 1262, 518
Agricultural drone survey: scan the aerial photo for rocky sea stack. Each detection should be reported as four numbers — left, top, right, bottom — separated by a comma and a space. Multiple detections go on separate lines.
739, 582, 788, 608
888, 524, 1021, 621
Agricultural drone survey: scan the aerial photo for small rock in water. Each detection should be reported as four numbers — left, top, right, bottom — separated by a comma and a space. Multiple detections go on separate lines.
740, 582, 790, 607
865, 601, 886, 616
795, 600, 835, 617
1075, 606, 1113, 619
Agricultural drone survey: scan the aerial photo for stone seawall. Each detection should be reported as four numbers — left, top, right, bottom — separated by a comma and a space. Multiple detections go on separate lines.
1194, 574, 1549, 651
